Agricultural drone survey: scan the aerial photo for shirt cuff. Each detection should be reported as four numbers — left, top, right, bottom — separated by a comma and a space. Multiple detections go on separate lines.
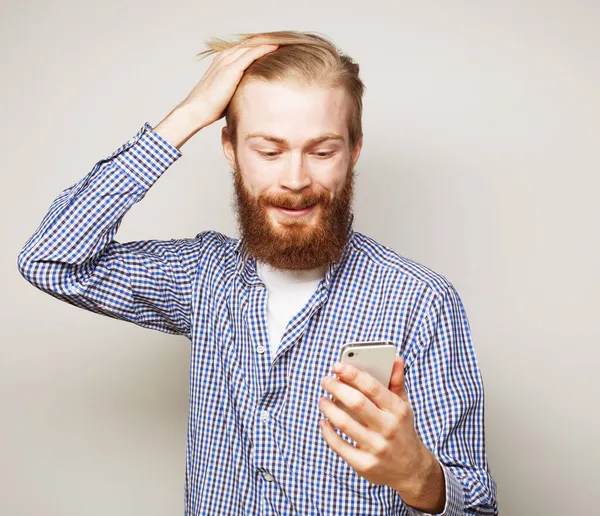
110, 122, 182, 189
405, 464, 464, 516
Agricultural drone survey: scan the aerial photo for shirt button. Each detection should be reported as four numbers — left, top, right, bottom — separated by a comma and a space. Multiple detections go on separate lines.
260, 410, 270, 422
256, 345, 266, 354
127, 138, 136, 145
262, 472, 274, 482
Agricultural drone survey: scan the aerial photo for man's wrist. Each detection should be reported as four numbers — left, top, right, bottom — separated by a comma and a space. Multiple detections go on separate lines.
392, 449, 446, 514
153, 103, 208, 150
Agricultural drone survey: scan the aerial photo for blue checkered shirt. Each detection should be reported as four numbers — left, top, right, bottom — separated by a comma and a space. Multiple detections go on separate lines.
18, 123, 498, 515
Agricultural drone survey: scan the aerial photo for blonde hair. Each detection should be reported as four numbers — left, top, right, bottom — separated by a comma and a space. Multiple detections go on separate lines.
198, 31, 365, 148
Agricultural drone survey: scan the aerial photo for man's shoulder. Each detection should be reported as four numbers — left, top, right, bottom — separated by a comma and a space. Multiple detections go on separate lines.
152, 230, 237, 270
193, 229, 238, 248
184, 230, 239, 261
350, 231, 457, 299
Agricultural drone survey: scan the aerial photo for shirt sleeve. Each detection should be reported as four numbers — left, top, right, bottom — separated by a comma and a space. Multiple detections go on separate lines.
17, 122, 200, 339
404, 285, 499, 515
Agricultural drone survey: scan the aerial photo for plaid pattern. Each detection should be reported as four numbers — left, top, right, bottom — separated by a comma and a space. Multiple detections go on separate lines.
18, 123, 498, 515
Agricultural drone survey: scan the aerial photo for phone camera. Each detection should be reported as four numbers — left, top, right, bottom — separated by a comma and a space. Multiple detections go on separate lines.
348, 352, 355, 358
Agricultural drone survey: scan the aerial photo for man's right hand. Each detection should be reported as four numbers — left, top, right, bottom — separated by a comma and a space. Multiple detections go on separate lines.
154, 43, 279, 149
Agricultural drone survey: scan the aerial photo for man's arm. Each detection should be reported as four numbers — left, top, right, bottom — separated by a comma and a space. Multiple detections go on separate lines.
319, 284, 498, 515
403, 285, 498, 515
17, 43, 280, 335
17, 124, 198, 335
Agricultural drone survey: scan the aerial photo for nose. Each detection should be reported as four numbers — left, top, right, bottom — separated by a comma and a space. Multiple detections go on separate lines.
278, 153, 312, 192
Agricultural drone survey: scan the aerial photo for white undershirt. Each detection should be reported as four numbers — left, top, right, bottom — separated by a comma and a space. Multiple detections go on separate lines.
256, 261, 327, 358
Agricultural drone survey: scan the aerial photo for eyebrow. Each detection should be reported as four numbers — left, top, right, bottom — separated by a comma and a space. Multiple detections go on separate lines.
245, 132, 345, 146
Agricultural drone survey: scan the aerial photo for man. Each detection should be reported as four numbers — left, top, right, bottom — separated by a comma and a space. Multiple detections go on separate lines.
18, 31, 498, 515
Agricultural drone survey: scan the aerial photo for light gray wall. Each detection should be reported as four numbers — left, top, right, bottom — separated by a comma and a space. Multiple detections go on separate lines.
1, 1, 598, 514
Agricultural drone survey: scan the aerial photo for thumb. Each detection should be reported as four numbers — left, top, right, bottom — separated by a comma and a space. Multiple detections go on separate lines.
388, 356, 408, 401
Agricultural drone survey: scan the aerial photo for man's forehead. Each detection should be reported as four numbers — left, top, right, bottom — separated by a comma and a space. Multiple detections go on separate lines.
233, 79, 351, 141
245, 132, 345, 146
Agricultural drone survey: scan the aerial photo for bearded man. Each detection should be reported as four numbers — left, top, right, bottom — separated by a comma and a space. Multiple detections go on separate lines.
18, 31, 498, 515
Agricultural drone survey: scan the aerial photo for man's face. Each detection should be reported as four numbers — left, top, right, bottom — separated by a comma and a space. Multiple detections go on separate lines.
222, 80, 362, 270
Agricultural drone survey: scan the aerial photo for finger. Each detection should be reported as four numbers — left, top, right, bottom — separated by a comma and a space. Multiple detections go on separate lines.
388, 357, 408, 402
232, 43, 279, 67
219, 45, 255, 65
321, 376, 383, 428
319, 396, 373, 445
214, 41, 248, 59
208, 44, 241, 65
319, 418, 365, 466
331, 362, 396, 410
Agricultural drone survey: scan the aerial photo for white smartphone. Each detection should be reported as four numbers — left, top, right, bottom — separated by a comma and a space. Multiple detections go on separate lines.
332, 340, 397, 426
338, 340, 397, 388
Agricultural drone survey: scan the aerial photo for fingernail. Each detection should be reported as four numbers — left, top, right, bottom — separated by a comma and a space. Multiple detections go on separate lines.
332, 362, 345, 374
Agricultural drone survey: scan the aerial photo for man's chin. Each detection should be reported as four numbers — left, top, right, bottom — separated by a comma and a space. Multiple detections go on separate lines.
238, 204, 350, 270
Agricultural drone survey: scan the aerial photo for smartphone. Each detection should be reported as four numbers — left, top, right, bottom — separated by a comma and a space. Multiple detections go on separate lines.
332, 340, 397, 427
338, 340, 397, 388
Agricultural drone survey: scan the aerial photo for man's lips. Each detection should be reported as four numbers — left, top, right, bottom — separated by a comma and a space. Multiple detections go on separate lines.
272, 204, 317, 217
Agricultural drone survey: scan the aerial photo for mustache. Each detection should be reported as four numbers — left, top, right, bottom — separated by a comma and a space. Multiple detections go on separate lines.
258, 190, 330, 210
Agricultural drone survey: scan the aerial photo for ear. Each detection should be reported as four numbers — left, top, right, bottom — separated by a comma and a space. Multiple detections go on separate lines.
351, 136, 363, 167
221, 126, 236, 169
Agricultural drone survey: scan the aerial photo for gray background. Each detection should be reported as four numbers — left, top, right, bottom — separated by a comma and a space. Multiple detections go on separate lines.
1, 1, 598, 514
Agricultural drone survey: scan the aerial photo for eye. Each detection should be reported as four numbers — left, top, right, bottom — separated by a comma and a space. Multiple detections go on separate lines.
312, 151, 336, 159
257, 150, 280, 159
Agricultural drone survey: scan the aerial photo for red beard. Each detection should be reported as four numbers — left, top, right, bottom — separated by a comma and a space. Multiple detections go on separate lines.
233, 161, 355, 270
